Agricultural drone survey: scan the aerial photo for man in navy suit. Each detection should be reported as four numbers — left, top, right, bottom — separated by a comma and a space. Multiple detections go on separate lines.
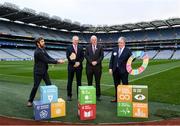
109, 37, 132, 102
66, 36, 84, 101
27, 37, 64, 107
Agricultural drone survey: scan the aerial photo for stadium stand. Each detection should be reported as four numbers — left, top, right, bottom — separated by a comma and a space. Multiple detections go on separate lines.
154, 50, 174, 59
1, 48, 32, 59
171, 50, 180, 59
145, 50, 158, 59
0, 2, 180, 60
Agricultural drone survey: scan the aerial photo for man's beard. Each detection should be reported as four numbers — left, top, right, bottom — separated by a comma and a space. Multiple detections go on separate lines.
40, 44, 45, 48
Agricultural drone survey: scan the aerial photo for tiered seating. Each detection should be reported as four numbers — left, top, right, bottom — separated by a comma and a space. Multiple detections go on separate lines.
145, 50, 157, 59
0, 49, 16, 59
47, 51, 60, 59
171, 50, 180, 59
154, 50, 173, 59
104, 51, 111, 59
20, 49, 34, 57
1, 49, 31, 59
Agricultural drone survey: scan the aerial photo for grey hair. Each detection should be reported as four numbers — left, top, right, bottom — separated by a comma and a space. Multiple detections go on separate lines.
90, 35, 97, 40
72, 35, 79, 40
118, 37, 126, 43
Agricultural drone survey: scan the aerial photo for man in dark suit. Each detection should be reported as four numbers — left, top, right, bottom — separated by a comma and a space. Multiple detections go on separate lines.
85, 35, 104, 101
66, 36, 84, 101
27, 37, 64, 107
109, 37, 132, 102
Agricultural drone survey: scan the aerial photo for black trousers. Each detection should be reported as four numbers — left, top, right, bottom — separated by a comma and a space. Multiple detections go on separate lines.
113, 68, 129, 100
86, 66, 102, 98
67, 67, 82, 97
28, 72, 51, 103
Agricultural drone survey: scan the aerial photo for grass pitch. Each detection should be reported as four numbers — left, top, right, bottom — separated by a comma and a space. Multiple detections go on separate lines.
0, 59, 180, 123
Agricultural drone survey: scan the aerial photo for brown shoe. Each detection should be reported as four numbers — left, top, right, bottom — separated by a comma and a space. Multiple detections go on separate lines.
27, 102, 32, 107
110, 99, 117, 103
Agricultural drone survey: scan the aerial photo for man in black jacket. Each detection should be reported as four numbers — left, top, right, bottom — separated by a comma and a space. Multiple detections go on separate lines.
85, 35, 104, 101
109, 37, 132, 102
27, 37, 64, 107
66, 36, 84, 101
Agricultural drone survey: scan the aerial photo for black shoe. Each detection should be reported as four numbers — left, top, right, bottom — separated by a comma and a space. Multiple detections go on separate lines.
67, 96, 72, 101
110, 99, 117, 103
96, 97, 101, 101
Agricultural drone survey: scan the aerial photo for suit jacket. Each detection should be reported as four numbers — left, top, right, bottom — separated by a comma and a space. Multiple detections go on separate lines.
66, 45, 84, 70
85, 44, 104, 68
34, 47, 57, 75
109, 47, 132, 73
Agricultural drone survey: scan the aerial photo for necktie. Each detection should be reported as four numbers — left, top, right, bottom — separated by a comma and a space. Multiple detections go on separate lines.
117, 48, 122, 67
93, 45, 95, 54
74, 45, 77, 54
118, 48, 122, 58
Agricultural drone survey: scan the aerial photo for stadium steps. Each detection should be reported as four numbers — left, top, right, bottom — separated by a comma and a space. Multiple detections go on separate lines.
152, 50, 160, 59
1, 49, 21, 59
153, 50, 160, 59
169, 50, 175, 59
19, 50, 33, 57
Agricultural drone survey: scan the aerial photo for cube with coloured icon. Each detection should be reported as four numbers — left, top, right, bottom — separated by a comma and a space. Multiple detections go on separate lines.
117, 85, 132, 102
78, 103, 96, 120
117, 85, 148, 118
132, 85, 148, 103
51, 98, 66, 118
40, 85, 58, 104
33, 100, 51, 120
117, 102, 132, 117
133, 102, 148, 118
78, 86, 96, 105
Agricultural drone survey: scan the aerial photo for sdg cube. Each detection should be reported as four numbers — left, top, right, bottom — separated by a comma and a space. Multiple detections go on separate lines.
132, 85, 148, 103
117, 102, 132, 117
78, 86, 96, 105
78, 104, 96, 120
51, 98, 66, 118
40, 85, 58, 104
33, 100, 51, 120
117, 85, 132, 102
133, 102, 148, 118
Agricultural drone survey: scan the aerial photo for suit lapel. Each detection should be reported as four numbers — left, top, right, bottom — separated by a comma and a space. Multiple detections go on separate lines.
71, 45, 76, 54
76, 45, 80, 55
90, 45, 94, 55
119, 48, 126, 59
115, 48, 119, 60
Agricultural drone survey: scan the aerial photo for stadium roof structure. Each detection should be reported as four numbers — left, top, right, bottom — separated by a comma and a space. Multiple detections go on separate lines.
0, 2, 180, 33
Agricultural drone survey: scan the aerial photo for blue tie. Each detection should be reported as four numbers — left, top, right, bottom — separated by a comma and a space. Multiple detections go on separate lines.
117, 48, 122, 67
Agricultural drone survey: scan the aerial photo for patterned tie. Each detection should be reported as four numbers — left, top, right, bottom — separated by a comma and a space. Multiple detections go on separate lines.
74, 45, 77, 54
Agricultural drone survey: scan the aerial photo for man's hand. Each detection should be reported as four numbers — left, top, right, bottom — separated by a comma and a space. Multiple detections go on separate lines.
92, 61, 97, 66
57, 59, 65, 64
69, 53, 76, 60
109, 69, 112, 75
74, 62, 80, 67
